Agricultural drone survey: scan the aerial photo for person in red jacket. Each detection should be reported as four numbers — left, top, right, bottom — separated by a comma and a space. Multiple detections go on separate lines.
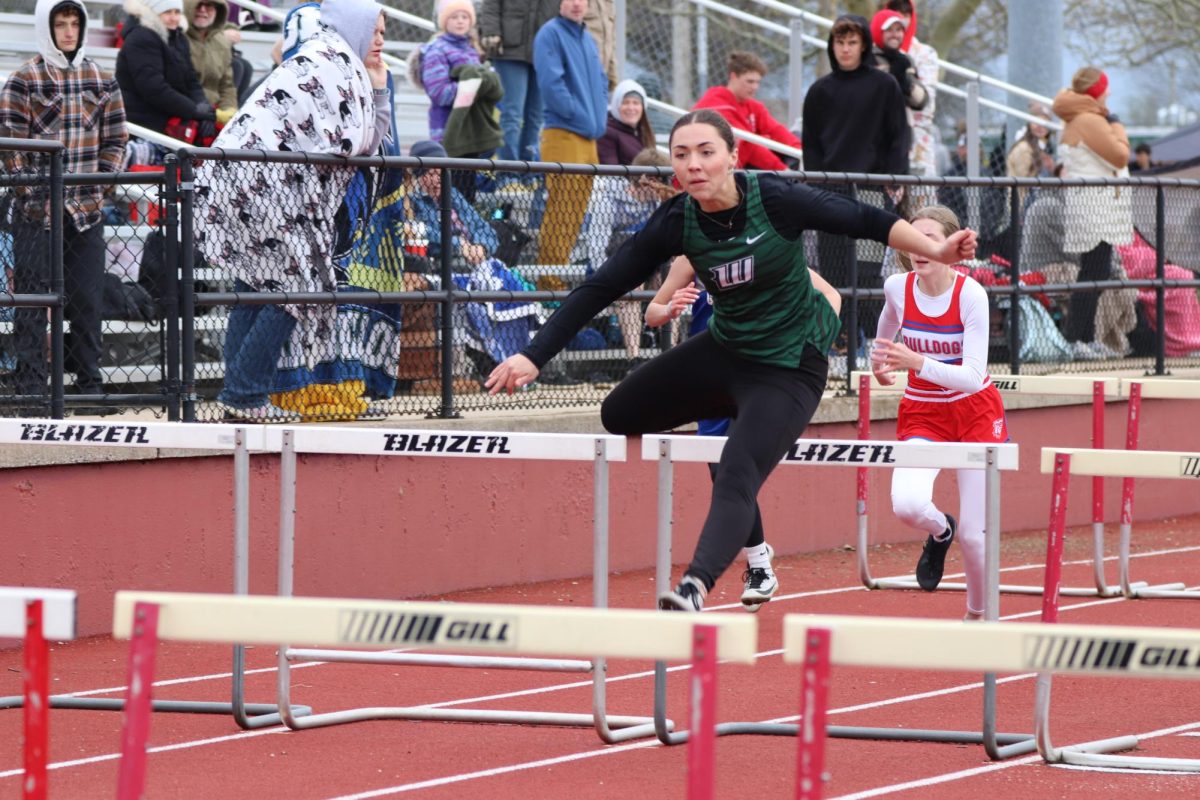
692, 50, 801, 171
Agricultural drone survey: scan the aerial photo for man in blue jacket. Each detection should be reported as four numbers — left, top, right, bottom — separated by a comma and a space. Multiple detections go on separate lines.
533, 0, 607, 267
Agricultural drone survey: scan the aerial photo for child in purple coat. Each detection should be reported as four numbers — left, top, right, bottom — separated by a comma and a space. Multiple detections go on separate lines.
420, 0, 482, 142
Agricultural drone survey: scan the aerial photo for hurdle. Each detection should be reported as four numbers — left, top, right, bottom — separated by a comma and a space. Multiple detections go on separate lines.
785, 614, 1200, 798
1113, 378, 1200, 599
851, 371, 1141, 597
111, 591, 758, 800
1, 587, 75, 800
644, 434, 1035, 759
0, 419, 307, 729
257, 426, 666, 743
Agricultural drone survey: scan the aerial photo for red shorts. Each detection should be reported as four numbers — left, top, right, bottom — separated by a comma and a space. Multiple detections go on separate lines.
897, 385, 1008, 443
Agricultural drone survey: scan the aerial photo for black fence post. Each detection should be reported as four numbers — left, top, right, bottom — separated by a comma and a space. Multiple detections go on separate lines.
1154, 185, 1167, 376
162, 155, 181, 421
178, 155, 197, 421
48, 149, 64, 419
1008, 182, 1022, 375
432, 165, 461, 419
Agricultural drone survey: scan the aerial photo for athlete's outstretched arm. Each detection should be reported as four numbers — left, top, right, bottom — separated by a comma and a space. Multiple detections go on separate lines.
888, 219, 977, 266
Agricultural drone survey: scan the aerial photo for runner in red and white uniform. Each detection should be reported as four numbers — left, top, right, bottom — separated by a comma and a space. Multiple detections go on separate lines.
870, 205, 1007, 620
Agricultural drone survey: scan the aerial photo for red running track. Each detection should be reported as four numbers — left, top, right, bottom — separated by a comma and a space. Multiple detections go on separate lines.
2, 517, 1200, 799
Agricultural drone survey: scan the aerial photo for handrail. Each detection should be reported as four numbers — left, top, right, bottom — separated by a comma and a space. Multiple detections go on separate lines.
227, 0, 419, 67
644, 97, 803, 162
700, 0, 1058, 123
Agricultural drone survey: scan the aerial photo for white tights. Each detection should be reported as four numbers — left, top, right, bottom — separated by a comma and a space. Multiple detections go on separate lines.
890, 466, 986, 616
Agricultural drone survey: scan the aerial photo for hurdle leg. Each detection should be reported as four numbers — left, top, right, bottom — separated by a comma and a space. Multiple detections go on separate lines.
23, 600, 48, 800
855, 375, 877, 589
687, 625, 719, 800
795, 627, 830, 800
1116, 385, 1190, 599
117, 601, 160, 800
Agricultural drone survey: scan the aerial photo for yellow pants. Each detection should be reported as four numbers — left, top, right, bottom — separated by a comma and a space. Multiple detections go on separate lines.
538, 128, 597, 266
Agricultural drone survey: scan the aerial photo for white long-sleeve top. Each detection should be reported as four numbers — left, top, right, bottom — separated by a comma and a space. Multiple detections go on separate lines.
875, 271, 991, 397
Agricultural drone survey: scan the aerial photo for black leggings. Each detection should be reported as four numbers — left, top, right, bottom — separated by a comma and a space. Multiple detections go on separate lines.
601, 333, 828, 589
1065, 241, 1112, 343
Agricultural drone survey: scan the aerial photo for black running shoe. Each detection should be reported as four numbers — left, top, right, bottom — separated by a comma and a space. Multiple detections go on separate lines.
657, 575, 707, 612
915, 514, 956, 591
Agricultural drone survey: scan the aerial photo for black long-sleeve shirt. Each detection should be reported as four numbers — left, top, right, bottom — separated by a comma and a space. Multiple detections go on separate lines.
521, 172, 899, 367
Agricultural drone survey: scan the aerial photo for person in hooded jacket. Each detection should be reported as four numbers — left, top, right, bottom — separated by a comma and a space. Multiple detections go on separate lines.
184, 0, 238, 126
194, 0, 391, 422
0, 0, 128, 415
116, 0, 215, 144
802, 14, 908, 375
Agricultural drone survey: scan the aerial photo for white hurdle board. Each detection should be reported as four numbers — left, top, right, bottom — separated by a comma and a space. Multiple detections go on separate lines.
1119, 377, 1200, 400
0, 587, 76, 640
113, 591, 757, 663
0, 418, 268, 451
851, 371, 1130, 599
0, 420, 298, 729
643, 434, 1030, 760
786, 613, 1200, 774
1039, 447, 1200, 479
266, 426, 654, 743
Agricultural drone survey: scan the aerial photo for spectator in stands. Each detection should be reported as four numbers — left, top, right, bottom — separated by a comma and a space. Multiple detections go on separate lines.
194, 0, 391, 422
693, 51, 801, 172
184, 0, 238, 128
1052, 66, 1133, 361
534, 0, 607, 267
883, 0, 940, 180
478, 0, 559, 180
404, 139, 501, 269
441, 59, 504, 202
116, 0, 215, 152
869, 11, 927, 117
1006, 101, 1055, 210
417, 0, 483, 143
802, 14, 908, 374
598, 78, 655, 166
584, 0, 616, 89
0, 0, 128, 415
1131, 142, 1154, 172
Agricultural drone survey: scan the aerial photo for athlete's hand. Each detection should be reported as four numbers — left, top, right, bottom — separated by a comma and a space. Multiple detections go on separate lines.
872, 337, 922, 374
486, 353, 539, 394
666, 285, 700, 319
935, 228, 978, 265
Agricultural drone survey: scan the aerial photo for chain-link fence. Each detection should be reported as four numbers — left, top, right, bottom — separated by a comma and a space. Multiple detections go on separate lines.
5, 141, 1200, 421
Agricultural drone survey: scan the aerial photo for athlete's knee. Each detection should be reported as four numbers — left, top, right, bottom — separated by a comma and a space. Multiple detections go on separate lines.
600, 394, 639, 435
891, 493, 935, 529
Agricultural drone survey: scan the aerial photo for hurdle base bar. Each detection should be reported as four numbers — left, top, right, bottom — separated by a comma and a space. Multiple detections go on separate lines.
0, 695, 311, 721
286, 647, 593, 673
869, 577, 1151, 598
1058, 746, 1200, 772
1124, 585, 1199, 599
274, 705, 664, 733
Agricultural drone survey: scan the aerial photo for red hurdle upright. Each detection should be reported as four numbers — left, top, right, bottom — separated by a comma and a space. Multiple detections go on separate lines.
23, 600, 48, 800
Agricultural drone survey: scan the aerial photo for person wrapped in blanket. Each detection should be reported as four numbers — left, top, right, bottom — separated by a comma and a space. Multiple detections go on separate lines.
193, 0, 391, 422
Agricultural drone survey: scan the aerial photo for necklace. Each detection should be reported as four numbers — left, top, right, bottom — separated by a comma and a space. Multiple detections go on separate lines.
692, 186, 744, 230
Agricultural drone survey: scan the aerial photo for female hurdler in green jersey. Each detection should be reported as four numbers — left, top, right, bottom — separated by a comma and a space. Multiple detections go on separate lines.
487, 109, 977, 611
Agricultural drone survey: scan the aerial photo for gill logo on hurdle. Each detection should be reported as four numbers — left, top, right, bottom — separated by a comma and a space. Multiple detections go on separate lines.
1023, 633, 1200, 674
992, 379, 1021, 392
1181, 456, 1200, 479
337, 608, 518, 649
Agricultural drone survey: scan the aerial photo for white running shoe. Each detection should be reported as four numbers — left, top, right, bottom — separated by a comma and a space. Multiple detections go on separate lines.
741, 544, 778, 612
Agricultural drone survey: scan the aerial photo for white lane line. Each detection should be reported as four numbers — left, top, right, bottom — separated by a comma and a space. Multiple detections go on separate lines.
0, 726, 290, 778
830, 720, 1200, 799
1048, 761, 1200, 776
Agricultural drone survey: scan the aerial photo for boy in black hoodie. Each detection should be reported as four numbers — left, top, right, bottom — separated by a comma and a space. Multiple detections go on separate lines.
802, 15, 908, 375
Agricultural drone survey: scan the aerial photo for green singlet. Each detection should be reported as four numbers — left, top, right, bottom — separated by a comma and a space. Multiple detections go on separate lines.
683, 173, 841, 368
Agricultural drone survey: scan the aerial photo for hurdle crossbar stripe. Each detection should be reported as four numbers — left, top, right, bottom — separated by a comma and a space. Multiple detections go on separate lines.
0, 419, 266, 451
0, 588, 76, 640
783, 614, 1200, 680
260, 426, 627, 461
1118, 378, 1200, 400
849, 371, 1121, 396
113, 592, 757, 663
642, 435, 1018, 470
1040, 448, 1200, 479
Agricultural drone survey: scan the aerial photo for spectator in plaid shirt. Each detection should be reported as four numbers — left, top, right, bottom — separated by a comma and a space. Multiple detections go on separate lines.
0, 0, 127, 413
